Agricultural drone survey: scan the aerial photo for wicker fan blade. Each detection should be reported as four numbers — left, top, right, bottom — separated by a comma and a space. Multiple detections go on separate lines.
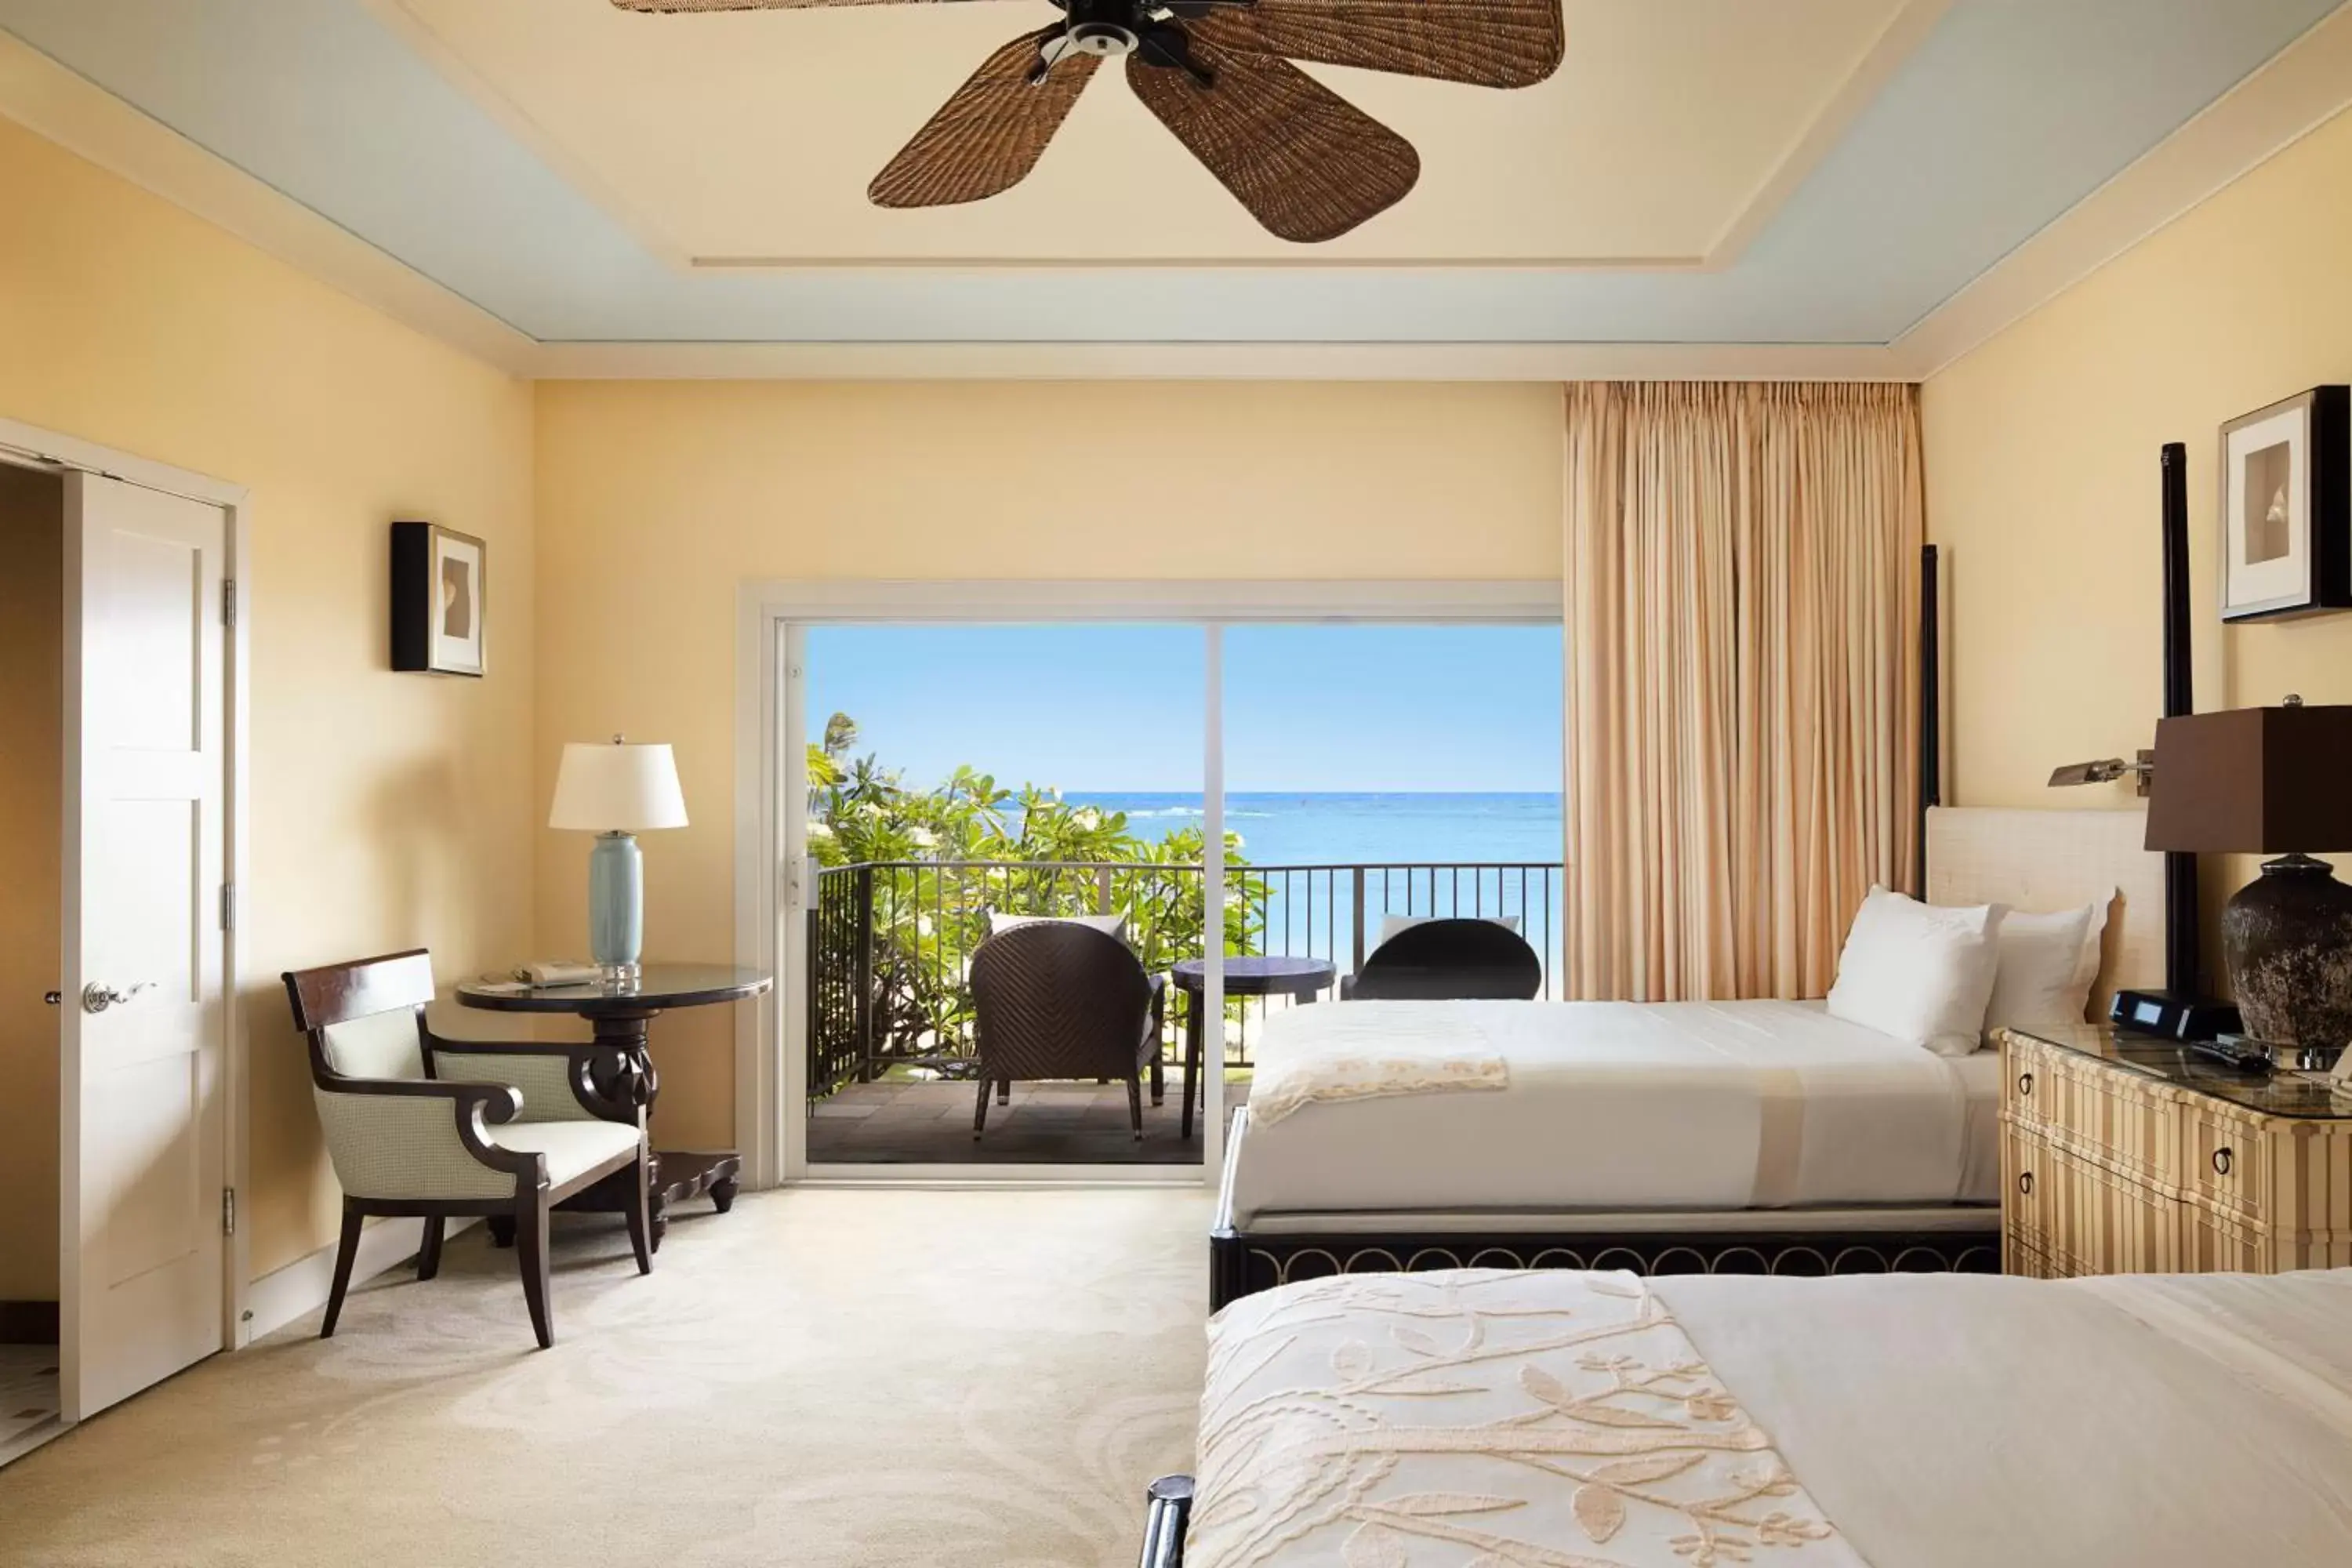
612, 2, 1018, 13
869, 27, 1100, 208
1187, 0, 1564, 89
1126, 41, 1418, 243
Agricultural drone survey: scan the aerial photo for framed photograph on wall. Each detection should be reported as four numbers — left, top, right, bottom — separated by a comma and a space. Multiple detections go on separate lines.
391, 521, 487, 676
2220, 384, 2349, 621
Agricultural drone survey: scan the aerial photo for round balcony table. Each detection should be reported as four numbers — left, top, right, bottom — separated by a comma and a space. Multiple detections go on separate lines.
1170, 956, 1338, 1139
457, 964, 770, 1249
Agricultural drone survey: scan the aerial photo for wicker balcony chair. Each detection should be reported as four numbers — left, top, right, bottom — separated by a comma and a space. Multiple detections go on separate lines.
1341, 917, 1544, 1001
281, 949, 653, 1349
967, 920, 1167, 1140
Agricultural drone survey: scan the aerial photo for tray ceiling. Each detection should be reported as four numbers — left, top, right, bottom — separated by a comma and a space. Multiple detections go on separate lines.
0, 0, 2343, 357
390, 0, 1910, 266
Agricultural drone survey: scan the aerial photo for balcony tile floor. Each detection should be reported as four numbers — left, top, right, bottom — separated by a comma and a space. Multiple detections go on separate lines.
807, 1075, 1232, 1165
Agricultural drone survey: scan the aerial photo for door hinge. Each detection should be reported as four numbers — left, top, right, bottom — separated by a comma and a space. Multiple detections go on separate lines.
221, 578, 237, 628
221, 1187, 237, 1236
219, 881, 236, 931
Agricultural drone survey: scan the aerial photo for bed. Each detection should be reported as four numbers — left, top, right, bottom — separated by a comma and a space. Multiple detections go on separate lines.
1208, 808, 2163, 1309
1145, 1264, 2352, 1567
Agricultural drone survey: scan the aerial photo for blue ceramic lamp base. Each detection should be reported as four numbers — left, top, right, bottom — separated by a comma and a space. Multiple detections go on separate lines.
588, 830, 644, 984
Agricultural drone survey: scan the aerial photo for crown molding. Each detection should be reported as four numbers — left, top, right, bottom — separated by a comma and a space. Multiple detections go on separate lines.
528, 339, 1907, 382
1893, 0, 2352, 379
0, 27, 539, 376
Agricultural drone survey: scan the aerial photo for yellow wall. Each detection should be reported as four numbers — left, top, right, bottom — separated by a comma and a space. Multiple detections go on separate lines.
0, 117, 539, 1277
1922, 107, 2352, 935
533, 379, 1565, 1142
0, 465, 61, 1302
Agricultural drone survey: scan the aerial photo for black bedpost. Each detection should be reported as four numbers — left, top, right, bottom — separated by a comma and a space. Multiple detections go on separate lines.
1918, 544, 1942, 890
2158, 443, 2200, 997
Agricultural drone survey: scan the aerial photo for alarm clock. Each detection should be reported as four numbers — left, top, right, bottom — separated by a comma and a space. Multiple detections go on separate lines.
2109, 988, 2241, 1043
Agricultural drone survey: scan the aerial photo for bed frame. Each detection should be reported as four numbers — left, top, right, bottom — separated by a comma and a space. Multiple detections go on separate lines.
1204, 804, 2165, 1312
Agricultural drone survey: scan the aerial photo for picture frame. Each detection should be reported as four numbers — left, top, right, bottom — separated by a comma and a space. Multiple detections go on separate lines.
391, 521, 487, 677
2219, 384, 2349, 622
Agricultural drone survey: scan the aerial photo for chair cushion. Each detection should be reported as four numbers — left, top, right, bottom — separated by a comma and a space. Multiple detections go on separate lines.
485, 1120, 644, 1188
320, 1009, 426, 1080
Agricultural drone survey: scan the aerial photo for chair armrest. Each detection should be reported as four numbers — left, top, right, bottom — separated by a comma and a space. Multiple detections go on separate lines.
310, 1076, 543, 1199
423, 1033, 636, 1123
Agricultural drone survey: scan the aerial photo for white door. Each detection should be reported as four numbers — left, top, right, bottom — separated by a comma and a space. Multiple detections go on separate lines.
60, 471, 227, 1422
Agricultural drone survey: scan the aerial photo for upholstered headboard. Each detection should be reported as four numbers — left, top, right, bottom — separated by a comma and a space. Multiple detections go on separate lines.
1925, 806, 2163, 1020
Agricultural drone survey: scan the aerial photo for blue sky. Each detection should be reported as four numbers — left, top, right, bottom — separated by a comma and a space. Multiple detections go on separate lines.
805, 623, 1563, 793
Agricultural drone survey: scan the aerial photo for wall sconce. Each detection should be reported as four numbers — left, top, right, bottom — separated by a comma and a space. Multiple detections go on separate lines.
2046, 751, 2154, 795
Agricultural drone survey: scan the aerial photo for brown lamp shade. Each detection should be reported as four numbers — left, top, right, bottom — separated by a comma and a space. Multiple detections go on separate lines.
2145, 705, 2352, 854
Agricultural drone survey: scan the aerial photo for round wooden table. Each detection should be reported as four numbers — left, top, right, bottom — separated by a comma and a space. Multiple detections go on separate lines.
458, 964, 770, 1247
1171, 956, 1338, 1139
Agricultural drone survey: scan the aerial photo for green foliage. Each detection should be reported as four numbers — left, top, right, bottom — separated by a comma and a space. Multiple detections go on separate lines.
808, 713, 1255, 1083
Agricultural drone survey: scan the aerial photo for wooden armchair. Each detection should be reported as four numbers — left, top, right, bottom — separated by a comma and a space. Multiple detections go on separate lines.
281, 949, 652, 1349
967, 922, 1167, 1140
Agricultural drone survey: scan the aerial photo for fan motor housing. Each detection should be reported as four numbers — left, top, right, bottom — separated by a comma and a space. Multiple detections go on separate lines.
1069, 22, 1141, 56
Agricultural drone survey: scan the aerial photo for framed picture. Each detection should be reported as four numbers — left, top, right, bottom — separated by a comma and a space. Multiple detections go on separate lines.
2220, 385, 2349, 622
391, 521, 487, 676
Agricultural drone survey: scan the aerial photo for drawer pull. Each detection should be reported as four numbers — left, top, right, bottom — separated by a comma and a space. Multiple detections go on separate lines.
2212, 1147, 2233, 1178
2017, 1171, 2034, 1197
2016, 1072, 2033, 1098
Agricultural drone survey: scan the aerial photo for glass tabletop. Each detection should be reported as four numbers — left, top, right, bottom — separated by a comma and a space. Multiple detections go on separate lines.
2013, 1024, 2352, 1120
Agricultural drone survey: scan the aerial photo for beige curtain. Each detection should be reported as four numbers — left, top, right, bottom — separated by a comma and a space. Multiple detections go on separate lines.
1563, 382, 1923, 1002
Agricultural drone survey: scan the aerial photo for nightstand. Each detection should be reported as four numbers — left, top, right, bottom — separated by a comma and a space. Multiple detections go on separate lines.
1998, 1025, 2352, 1278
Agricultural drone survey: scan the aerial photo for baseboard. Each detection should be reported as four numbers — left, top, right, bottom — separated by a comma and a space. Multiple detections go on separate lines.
242, 1215, 481, 1345
0, 1300, 59, 1345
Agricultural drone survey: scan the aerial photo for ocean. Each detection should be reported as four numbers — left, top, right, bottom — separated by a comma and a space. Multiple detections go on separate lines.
1068, 792, 1566, 980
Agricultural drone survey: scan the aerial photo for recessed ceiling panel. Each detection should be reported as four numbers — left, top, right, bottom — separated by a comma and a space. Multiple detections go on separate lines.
390, 0, 1911, 264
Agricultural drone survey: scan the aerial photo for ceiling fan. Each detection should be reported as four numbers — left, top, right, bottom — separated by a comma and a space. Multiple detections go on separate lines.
608, 1, 1566, 242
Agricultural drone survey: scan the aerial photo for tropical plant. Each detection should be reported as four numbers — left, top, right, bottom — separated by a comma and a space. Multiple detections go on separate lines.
808, 713, 1256, 1089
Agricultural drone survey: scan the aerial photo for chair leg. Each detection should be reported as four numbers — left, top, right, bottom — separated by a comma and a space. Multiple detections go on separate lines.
1150, 1050, 1165, 1107
321, 1203, 365, 1338
623, 1151, 654, 1276
996, 1079, 1011, 1105
973, 1076, 993, 1139
1127, 1073, 1145, 1141
515, 1196, 554, 1349
416, 1215, 446, 1282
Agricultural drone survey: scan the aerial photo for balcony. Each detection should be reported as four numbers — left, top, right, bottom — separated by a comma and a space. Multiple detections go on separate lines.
804, 858, 1559, 1165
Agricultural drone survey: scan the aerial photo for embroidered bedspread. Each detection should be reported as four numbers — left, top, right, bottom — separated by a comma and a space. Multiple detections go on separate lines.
1192, 1268, 2352, 1568
1191, 1270, 1862, 1567
1247, 1008, 1508, 1127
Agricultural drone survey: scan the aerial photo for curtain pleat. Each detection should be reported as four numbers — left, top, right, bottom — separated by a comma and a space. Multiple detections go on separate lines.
1563, 382, 1924, 1002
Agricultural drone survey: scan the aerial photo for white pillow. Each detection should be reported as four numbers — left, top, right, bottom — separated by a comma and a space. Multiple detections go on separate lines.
987, 910, 1130, 946
1984, 895, 2111, 1036
1824, 886, 2007, 1058
1373, 913, 1523, 953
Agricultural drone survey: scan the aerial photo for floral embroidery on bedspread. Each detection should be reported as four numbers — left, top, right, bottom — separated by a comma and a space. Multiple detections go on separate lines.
1247, 1013, 1508, 1127
1190, 1271, 1863, 1568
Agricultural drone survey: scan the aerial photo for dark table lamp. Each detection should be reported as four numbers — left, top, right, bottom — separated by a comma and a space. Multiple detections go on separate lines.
2146, 699, 2352, 1056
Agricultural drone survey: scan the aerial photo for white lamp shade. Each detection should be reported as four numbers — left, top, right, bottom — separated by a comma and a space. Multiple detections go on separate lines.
549, 741, 688, 831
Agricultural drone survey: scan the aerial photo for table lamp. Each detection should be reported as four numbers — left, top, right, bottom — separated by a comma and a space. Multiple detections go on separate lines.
549, 736, 688, 983
2145, 699, 2352, 1058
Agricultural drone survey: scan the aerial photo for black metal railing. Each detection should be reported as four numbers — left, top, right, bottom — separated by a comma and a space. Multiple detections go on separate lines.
808, 859, 1559, 1098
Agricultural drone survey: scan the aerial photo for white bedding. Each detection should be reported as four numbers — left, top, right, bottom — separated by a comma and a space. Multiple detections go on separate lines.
1190, 1267, 2352, 1567
1229, 1000, 1994, 1225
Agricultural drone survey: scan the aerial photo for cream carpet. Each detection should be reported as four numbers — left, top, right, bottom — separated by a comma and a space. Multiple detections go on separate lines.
0, 1187, 1214, 1566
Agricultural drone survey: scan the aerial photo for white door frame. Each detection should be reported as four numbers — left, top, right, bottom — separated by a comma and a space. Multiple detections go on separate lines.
733, 579, 1563, 1189
0, 417, 253, 1367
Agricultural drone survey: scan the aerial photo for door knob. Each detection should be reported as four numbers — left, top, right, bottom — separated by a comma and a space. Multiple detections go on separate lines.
82, 982, 154, 1014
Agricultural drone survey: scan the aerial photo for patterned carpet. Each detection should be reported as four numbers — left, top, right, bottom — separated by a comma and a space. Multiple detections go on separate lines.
0, 1186, 1213, 1566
